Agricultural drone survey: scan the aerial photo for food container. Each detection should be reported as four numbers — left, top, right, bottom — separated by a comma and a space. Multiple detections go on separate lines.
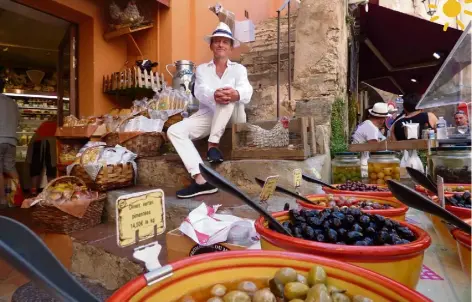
429, 215, 458, 251
415, 183, 472, 196
255, 211, 432, 289
323, 184, 394, 198
108, 251, 431, 302
331, 152, 362, 183
430, 146, 471, 184
451, 219, 471, 277
296, 194, 408, 221
368, 151, 400, 184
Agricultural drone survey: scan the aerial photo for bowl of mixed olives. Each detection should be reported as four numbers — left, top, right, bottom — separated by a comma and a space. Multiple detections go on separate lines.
296, 194, 408, 221
108, 251, 431, 302
323, 181, 393, 198
445, 192, 471, 219
255, 209, 431, 289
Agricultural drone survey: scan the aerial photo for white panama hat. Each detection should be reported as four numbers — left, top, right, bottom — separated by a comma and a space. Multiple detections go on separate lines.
369, 102, 392, 118
204, 22, 240, 48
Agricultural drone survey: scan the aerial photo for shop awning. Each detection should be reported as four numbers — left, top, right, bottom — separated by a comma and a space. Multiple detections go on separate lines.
358, 3, 462, 95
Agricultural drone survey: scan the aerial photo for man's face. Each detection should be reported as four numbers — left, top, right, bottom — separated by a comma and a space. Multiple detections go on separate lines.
210, 37, 232, 59
455, 113, 468, 126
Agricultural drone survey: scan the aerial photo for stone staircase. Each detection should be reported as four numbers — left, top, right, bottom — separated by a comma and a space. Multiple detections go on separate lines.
241, 13, 298, 122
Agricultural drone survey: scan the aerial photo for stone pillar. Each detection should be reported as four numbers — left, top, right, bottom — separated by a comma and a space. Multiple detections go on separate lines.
293, 0, 348, 99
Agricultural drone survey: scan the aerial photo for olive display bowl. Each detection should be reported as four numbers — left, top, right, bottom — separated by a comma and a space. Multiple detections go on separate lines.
451, 219, 471, 277
323, 184, 393, 198
255, 211, 432, 289
296, 194, 408, 221
108, 250, 431, 302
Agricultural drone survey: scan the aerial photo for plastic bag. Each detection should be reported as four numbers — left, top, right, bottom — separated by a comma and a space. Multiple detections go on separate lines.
407, 150, 425, 173
400, 150, 410, 179
403, 122, 420, 139
5, 177, 24, 207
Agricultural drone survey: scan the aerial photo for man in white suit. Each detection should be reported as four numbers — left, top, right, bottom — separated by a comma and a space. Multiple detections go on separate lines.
167, 22, 253, 198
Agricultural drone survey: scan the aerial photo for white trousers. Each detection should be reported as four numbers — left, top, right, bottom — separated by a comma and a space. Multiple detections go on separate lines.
167, 103, 246, 177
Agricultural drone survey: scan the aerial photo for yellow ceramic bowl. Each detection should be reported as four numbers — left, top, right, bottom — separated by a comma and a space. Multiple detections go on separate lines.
297, 194, 408, 221
255, 211, 432, 289
108, 251, 431, 302
452, 219, 471, 277
430, 215, 458, 251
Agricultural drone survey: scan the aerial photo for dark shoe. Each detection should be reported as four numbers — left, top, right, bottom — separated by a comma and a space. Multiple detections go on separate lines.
176, 181, 218, 199
207, 147, 224, 163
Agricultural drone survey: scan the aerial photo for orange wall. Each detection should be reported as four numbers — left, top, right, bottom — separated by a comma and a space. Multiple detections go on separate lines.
16, 0, 288, 115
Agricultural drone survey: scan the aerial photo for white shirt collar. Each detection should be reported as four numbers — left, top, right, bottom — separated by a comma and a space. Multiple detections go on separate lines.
207, 59, 236, 66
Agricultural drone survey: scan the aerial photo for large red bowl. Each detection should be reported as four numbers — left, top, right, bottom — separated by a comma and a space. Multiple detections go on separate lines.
255, 211, 432, 289
108, 251, 431, 302
297, 194, 408, 221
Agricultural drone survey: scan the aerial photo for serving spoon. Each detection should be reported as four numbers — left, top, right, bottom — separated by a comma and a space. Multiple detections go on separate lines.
199, 164, 292, 236
301, 174, 337, 190
387, 180, 471, 234
406, 167, 438, 195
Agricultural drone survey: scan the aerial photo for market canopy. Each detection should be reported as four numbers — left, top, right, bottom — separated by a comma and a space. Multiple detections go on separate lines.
358, 3, 463, 95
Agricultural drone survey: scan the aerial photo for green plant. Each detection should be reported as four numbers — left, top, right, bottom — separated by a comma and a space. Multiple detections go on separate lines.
348, 95, 358, 135
330, 97, 348, 157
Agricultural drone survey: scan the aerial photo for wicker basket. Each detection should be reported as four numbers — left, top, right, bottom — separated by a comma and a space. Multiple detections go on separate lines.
147, 99, 184, 129
69, 146, 135, 191
102, 114, 164, 157
30, 176, 106, 234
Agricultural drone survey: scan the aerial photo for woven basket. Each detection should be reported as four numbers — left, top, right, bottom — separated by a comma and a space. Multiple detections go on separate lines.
30, 176, 106, 234
147, 99, 184, 129
102, 113, 164, 157
69, 146, 135, 191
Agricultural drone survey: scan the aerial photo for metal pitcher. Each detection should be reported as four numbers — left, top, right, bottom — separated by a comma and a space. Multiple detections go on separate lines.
166, 60, 199, 113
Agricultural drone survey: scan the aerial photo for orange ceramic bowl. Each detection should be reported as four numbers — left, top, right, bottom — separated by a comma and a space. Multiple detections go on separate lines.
108, 251, 431, 302
451, 219, 471, 277
255, 211, 432, 289
296, 194, 408, 221
430, 195, 471, 219
323, 184, 393, 198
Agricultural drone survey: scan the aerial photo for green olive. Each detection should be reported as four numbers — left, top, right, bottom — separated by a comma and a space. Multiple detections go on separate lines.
180, 296, 196, 302
237, 281, 258, 293
274, 267, 298, 284
211, 284, 227, 297
284, 282, 309, 300
268, 278, 284, 298
353, 295, 373, 302
207, 297, 224, 302
296, 274, 308, 285
223, 290, 251, 302
288, 299, 305, 302
252, 288, 276, 302
307, 266, 327, 286
307, 283, 328, 299
332, 292, 351, 302
317, 290, 333, 302
327, 285, 346, 295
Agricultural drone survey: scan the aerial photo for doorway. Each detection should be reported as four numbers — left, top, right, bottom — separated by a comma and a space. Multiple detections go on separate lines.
0, 0, 78, 191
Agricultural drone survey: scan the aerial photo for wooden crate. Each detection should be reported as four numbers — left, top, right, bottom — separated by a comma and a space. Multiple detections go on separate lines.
231, 117, 315, 160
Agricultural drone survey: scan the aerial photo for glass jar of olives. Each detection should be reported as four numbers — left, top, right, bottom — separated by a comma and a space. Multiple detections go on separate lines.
430, 146, 471, 183
368, 151, 400, 184
331, 152, 361, 183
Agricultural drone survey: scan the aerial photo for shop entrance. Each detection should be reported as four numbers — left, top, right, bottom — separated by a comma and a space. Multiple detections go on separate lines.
0, 0, 78, 192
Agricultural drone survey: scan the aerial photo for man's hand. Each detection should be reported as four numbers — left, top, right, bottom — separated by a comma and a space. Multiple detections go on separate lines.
214, 89, 231, 104
221, 87, 240, 102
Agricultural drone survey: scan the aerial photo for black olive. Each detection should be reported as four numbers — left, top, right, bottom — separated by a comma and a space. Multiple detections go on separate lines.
454, 193, 463, 200
384, 220, 393, 228
366, 227, 376, 235
305, 210, 317, 217
364, 237, 374, 246
390, 234, 401, 244
359, 215, 370, 226
308, 217, 322, 227
463, 191, 471, 200
393, 240, 404, 245
336, 241, 346, 245
354, 240, 368, 246
374, 214, 385, 224
294, 227, 303, 238
378, 231, 390, 244
327, 229, 338, 242
337, 228, 347, 239
296, 215, 306, 223
303, 225, 315, 240
351, 224, 363, 233
323, 220, 331, 229
368, 222, 377, 230
332, 218, 342, 228
345, 215, 355, 225
282, 221, 291, 228
400, 239, 411, 244
314, 229, 324, 236
350, 208, 362, 216
284, 203, 290, 211
347, 231, 364, 242
332, 212, 345, 220
316, 233, 326, 242
392, 220, 400, 227
448, 197, 459, 206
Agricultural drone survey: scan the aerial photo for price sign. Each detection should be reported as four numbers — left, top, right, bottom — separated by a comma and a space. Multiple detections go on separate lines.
437, 176, 445, 208
293, 169, 302, 188
116, 189, 166, 247
260, 175, 279, 202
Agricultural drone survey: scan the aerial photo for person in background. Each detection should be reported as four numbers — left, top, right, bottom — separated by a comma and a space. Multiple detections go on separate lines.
454, 110, 469, 127
0, 78, 19, 209
351, 102, 390, 177
389, 93, 438, 141
167, 22, 253, 199
27, 117, 57, 195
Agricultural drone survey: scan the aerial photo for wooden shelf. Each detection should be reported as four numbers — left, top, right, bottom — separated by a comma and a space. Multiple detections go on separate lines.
348, 139, 435, 152
104, 23, 153, 41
